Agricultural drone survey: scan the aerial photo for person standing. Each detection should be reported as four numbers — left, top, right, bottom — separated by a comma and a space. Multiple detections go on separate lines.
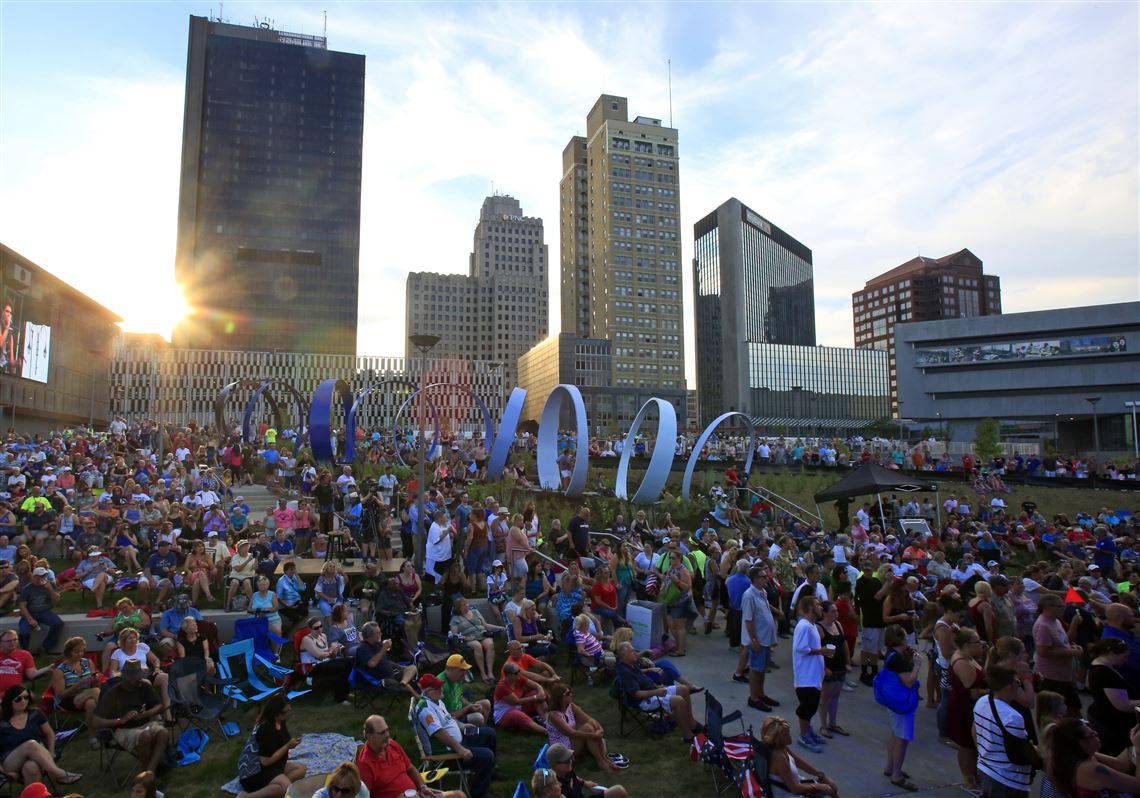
1033, 594, 1084, 716
973, 664, 1036, 798
741, 566, 778, 712
792, 595, 826, 752
855, 559, 888, 685
881, 624, 923, 792
727, 560, 752, 683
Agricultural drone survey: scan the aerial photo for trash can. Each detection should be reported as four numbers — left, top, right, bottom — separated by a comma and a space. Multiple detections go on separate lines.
627, 599, 665, 650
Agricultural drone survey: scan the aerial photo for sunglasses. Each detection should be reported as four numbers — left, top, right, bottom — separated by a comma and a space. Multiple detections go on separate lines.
311, 624, 322, 630
328, 785, 356, 796
13, 694, 29, 703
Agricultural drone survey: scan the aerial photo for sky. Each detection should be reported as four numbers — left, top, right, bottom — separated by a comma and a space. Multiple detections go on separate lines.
1, 1, 1137, 388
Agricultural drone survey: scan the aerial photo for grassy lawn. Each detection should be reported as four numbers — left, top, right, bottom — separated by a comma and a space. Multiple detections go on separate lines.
37, 641, 710, 798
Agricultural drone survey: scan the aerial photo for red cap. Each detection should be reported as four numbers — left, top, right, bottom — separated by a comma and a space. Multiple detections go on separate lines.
20, 784, 51, 798
418, 674, 444, 690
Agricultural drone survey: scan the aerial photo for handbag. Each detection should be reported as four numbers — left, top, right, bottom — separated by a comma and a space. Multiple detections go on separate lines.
988, 694, 1043, 771
873, 651, 919, 715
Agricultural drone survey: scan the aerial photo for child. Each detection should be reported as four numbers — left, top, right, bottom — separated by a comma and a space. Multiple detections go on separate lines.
486, 559, 510, 624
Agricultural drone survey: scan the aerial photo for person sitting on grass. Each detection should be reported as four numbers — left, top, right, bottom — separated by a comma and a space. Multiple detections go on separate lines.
544, 682, 627, 774
234, 693, 307, 798
311, 761, 369, 798
760, 715, 841, 797
93, 660, 170, 777
572, 613, 614, 674
545, 742, 629, 798
503, 639, 562, 687
613, 642, 698, 740
492, 661, 548, 735
355, 714, 465, 798
437, 653, 492, 726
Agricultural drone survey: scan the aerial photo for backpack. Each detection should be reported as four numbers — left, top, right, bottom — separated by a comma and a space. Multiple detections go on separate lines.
873, 651, 919, 715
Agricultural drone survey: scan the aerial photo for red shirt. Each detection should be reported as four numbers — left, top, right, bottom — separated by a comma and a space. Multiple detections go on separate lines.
356, 739, 417, 798
590, 580, 617, 611
0, 650, 33, 695
501, 652, 541, 679
494, 674, 536, 710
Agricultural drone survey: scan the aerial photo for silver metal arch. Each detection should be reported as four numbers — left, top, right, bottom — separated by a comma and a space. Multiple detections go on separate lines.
615, 398, 678, 504
681, 412, 757, 500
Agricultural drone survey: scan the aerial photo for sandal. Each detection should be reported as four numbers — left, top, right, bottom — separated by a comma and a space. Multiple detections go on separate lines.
828, 725, 850, 736
884, 771, 911, 779
818, 729, 833, 739
890, 778, 918, 792
58, 773, 83, 785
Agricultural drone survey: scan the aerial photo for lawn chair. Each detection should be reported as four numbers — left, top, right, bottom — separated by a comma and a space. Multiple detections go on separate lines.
40, 652, 104, 732
751, 736, 819, 797
612, 678, 669, 737
532, 742, 550, 769
215, 638, 309, 704
233, 615, 288, 663
96, 726, 143, 789
512, 783, 533, 798
703, 690, 750, 793
407, 696, 471, 796
169, 656, 229, 736
348, 665, 402, 713
565, 627, 613, 688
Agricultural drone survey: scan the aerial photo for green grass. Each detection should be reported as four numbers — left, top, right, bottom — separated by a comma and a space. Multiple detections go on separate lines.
40, 644, 710, 798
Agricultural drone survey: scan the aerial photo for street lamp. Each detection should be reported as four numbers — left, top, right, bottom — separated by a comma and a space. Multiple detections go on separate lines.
936, 411, 943, 440
897, 400, 905, 443
1086, 396, 1102, 467
409, 334, 440, 574
488, 361, 504, 423
1126, 401, 1140, 459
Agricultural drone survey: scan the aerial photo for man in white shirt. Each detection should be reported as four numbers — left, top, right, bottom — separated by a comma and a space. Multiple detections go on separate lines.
741, 567, 778, 711
943, 495, 959, 515
792, 596, 826, 751
336, 466, 356, 496
175, 445, 191, 463
425, 511, 454, 582
194, 487, 219, 508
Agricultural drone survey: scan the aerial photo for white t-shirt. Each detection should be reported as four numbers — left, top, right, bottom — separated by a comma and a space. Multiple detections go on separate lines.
417, 695, 462, 745
110, 643, 151, 674
790, 580, 828, 611
974, 695, 1033, 791
426, 522, 452, 571
792, 618, 824, 689
1021, 578, 1044, 607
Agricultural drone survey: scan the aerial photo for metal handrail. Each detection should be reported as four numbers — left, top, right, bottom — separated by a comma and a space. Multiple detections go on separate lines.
745, 485, 822, 526
529, 547, 568, 572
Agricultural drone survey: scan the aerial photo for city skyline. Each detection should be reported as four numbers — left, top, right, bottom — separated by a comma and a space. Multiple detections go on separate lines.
1, 2, 1137, 388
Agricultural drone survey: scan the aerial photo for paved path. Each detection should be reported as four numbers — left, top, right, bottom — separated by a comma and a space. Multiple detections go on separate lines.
672, 623, 976, 798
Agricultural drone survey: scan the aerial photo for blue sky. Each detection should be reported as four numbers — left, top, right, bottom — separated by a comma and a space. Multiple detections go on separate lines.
1, 1, 1137, 385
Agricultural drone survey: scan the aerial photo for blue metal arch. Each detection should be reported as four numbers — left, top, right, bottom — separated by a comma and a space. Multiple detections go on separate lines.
241, 379, 308, 456
536, 384, 589, 497
681, 412, 757, 500
486, 387, 527, 480
345, 378, 418, 462
309, 379, 354, 463
389, 382, 495, 467
615, 398, 678, 504
215, 379, 272, 438
391, 389, 443, 468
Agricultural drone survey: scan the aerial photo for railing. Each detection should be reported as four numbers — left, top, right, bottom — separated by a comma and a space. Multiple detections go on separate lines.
530, 547, 568, 572
745, 485, 823, 528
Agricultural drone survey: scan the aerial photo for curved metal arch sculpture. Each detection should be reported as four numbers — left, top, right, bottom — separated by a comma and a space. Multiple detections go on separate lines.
536, 384, 589, 496
343, 377, 419, 463
615, 398, 678, 504
485, 387, 527, 481
309, 379, 354, 463
681, 412, 757, 500
391, 383, 485, 467
216, 379, 280, 438
242, 379, 309, 455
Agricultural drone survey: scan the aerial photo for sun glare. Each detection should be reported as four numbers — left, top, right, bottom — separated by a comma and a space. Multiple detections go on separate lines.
116, 279, 192, 341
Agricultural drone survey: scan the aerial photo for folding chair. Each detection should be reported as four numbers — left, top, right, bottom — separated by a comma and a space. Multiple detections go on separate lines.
96, 727, 143, 789
233, 615, 288, 663
532, 742, 550, 769
215, 639, 310, 704
704, 690, 750, 793
612, 680, 669, 737
512, 783, 534, 798
407, 696, 471, 796
169, 657, 229, 736
348, 666, 401, 712
565, 627, 613, 688
751, 738, 820, 797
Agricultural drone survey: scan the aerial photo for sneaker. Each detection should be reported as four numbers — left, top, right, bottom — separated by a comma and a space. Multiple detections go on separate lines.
732, 673, 749, 684
842, 683, 855, 692
798, 734, 822, 753
809, 730, 827, 745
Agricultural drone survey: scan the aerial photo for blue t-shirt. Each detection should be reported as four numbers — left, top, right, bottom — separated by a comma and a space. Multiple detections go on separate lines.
161, 606, 201, 636
1094, 538, 1117, 571
270, 538, 294, 558
262, 450, 280, 466
726, 572, 751, 611
146, 551, 178, 578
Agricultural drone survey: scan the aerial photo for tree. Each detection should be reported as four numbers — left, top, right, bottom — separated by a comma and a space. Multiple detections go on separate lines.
974, 417, 1001, 462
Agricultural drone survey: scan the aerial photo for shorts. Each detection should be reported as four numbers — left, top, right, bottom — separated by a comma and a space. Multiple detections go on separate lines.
747, 644, 770, 673
860, 627, 884, 655
81, 576, 102, 590
890, 710, 915, 741
113, 721, 165, 752
795, 687, 821, 720
639, 684, 678, 713
511, 558, 528, 580
666, 598, 694, 620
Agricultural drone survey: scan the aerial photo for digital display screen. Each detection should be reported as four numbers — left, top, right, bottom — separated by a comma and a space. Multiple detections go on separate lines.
20, 322, 50, 383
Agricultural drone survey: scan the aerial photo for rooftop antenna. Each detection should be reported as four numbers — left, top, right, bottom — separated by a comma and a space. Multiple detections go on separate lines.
668, 59, 673, 127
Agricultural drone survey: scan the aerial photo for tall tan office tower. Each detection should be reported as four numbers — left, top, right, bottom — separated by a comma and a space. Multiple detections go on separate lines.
558, 95, 686, 423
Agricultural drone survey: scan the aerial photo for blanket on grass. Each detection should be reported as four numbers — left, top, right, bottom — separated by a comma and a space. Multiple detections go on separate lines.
221, 732, 361, 794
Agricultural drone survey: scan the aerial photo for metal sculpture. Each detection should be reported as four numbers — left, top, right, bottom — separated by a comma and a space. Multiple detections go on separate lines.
615, 398, 678, 504
536, 384, 589, 496
681, 411, 757, 500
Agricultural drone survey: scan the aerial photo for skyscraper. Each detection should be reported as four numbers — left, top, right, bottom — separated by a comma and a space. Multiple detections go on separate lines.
853, 248, 1001, 412
558, 94, 686, 420
406, 194, 547, 390
693, 198, 815, 422
173, 16, 364, 355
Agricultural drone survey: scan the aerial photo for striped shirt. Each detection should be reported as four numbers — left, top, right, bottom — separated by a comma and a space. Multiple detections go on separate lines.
973, 694, 1033, 791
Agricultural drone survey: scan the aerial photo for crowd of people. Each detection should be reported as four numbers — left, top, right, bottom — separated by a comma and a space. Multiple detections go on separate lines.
0, 418, 1135, 798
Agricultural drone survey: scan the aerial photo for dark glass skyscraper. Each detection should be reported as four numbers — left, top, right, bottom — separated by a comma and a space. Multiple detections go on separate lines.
694, 198, 815, 423
173, 16, 364, 355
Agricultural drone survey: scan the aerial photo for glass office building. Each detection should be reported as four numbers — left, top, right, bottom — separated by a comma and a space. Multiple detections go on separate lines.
694, 198, 815, 424
747, 343, 891, 433
174, 16, 365, 355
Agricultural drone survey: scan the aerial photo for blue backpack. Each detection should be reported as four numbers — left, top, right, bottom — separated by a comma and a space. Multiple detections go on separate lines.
873, 651, 919, 715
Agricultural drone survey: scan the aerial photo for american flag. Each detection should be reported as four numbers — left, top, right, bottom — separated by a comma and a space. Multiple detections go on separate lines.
734, 761, 765, 798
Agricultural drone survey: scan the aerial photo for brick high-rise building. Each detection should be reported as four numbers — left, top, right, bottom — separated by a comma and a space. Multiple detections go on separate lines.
558, 94, 686, 422
852, 248, 1001, 413
173, 16, 364, 355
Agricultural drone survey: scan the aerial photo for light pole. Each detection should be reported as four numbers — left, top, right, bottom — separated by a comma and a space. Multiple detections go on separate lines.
1086, 396, 1101, 467
1126, 401, 1140, 459
897, 400, 905, 443
488, 361, 504, 423
1053, 413, 1059, 450
409, 334, 440, 574
936, 411, 944, 440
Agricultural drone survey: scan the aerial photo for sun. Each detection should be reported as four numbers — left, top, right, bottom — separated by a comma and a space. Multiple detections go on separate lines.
116, 278, 192, 341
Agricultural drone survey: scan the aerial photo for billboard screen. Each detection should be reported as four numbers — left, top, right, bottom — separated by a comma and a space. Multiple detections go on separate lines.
20, 322, 50, 383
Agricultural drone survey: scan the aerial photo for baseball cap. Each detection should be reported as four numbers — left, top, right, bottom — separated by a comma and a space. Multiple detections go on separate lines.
445, 654, 471, 670
418, 674, 444, 691
32, 567, 49, 577
1088, 563, 1100, 571
546, 743, 574, 764
986, 560, 998, 568
991, 575, 1010, 587
492, 559, 503, 567
207, 530, 219, 538
19, 783, 51, 798
121, 660, 143, 678
661, 537, 671, 545
87, 547, 102, 557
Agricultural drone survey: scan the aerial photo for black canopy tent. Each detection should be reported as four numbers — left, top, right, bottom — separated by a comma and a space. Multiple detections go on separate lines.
813, 463, 941, 530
